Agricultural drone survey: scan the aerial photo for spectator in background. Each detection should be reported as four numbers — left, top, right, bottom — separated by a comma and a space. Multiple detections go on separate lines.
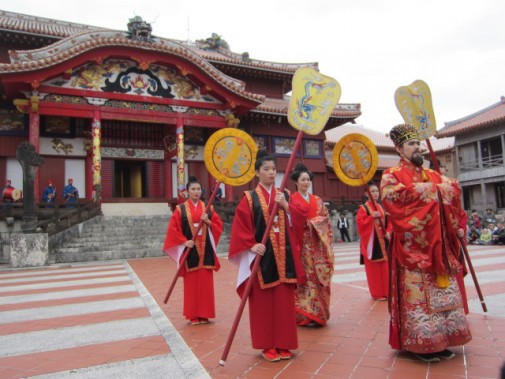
63, 178, 79, 208
42, 180, 57, 207
467, 224, 481, 245
338, 213, 351, 242
429, 159, 447, 175
470, 209, 482, 230
482, 208, 497, 228
492, 223, 505, 245
476, 228, 492, 245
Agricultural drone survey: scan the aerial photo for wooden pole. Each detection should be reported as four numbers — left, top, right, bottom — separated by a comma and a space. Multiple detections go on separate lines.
425, 139, 487, 312
219, 131, 303, 366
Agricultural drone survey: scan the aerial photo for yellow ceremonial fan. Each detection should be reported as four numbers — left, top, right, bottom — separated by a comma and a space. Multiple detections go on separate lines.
394, 79, 436, 140
288, 67, 341, 135
332, 133, 378, 186
204, 128, 258, 186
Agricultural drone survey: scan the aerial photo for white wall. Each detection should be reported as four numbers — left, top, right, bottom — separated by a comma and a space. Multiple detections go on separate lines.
6, 158, 23, 189
64, 159, 86, 198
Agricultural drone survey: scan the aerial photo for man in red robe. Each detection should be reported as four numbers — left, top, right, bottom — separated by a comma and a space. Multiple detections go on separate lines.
228, 150, 304, 362
380, 123, 471, 363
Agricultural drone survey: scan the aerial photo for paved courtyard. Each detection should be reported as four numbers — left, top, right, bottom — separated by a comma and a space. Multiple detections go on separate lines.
1, 243, 504, 378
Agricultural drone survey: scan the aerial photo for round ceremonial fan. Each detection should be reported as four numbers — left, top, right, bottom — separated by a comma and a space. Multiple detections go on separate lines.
332, 133, 378, 186
204, 128, 258, 187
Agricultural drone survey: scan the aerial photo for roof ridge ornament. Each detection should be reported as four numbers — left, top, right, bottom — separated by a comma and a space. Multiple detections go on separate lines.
127, 16, 153, 42
196, 33, 230, 51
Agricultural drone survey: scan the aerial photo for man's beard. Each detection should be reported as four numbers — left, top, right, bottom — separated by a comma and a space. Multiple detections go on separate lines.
410, 153, 424, 167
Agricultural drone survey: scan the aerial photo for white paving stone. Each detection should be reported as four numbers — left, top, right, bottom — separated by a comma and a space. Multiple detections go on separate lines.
0, 284, 136, 305
0, 297, 145, 324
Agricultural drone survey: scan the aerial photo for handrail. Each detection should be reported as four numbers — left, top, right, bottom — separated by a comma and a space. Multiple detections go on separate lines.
460, 154, 504, 172
0, 201, 102, 235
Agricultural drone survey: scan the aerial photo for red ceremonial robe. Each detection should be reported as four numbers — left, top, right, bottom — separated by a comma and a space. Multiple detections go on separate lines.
163, 200, 223, 320
356, 200, 392, 299
381, 158, 471, 352
228, 184, 304, 350
289, 192, 334, 325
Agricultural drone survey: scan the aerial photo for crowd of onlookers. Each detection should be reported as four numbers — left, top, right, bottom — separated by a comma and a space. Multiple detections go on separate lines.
467, 208, 505, 245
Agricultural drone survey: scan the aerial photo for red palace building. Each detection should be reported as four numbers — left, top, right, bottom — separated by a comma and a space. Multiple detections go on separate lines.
0, 11, 362, 208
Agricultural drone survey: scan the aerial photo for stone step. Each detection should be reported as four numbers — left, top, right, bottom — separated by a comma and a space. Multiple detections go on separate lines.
55, 241, 163, 253
70, 234, 165, 244
50, 216, 231, 264
86, 224, 167, 233
97, 216, 169, 226
53, 248, 165, 263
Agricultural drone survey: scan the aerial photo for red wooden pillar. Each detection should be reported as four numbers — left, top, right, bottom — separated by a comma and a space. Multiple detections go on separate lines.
164, 151, 172, 200
176, 115, 186, 204
91, 111, 102, 202
28, 98, 40, 203
85, 134, 93, 201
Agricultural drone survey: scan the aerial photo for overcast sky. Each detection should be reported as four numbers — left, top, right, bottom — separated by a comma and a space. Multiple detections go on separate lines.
3, 0, 504, 133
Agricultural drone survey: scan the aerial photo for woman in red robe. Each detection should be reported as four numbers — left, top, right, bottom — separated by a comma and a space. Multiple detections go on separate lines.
228, 150, 304, 362
356, 183, 392, 300
289, 163, 334, 326
163, 175, 223, 325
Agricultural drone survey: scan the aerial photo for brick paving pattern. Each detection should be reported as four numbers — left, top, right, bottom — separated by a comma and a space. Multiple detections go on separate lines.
0, 243, 504, 378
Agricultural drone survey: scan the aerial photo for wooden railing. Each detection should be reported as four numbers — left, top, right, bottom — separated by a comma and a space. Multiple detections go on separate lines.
0, 200, 102, 236
460, 154, 504, 172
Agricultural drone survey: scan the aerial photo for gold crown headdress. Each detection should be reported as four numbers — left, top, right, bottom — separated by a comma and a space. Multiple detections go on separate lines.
388, 123, 419, 146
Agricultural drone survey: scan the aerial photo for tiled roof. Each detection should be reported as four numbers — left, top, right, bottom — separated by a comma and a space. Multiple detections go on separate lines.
0, 30, 265, 104
0, 10, 314, 75
437, 96, 505, 138
253, 97, 361, 119
325, 123, 393, 148
0, 10, 105, 38
182, 43, 317, 75
425, 135, 454, 153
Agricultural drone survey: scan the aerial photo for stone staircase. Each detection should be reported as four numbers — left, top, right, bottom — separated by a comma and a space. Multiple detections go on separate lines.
50, 215, 231, 264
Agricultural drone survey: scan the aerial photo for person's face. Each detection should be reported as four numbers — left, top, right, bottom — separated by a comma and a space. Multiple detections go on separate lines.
68, 180, 73, 185
368, 185, 379, 200
297, 172, 311, 193
397, 139, 423, 167
187, 182, 202, 201
257, 160, 276, 186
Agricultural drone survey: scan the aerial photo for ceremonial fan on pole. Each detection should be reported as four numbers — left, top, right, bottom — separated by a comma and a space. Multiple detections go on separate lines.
332, 133, 392, 300
220, 67, 342, 365
394, 79, 486, 313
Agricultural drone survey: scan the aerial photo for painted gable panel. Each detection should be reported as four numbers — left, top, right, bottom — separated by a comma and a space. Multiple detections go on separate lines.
44, 60, 223, 103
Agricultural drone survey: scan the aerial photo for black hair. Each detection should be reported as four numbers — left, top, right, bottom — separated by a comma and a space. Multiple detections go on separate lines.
186, 175, 201, 191
255, 149, 276, 171
367, 181, 379, 190
429, 159, 441, 169
290, 163, 314, 182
